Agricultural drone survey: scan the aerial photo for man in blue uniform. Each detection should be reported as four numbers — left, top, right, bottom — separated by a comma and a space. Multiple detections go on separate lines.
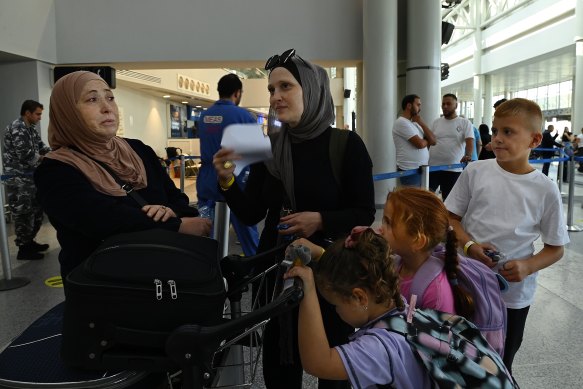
2, 100, 51, 260
196, 74, 259, 256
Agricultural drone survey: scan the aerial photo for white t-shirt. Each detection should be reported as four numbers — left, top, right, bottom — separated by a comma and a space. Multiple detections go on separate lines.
429, 116, 474, 172
392, 117, 429, 170
445, 159, 570, 309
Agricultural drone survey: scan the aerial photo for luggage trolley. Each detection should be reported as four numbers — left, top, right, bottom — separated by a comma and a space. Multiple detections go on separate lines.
0, 236, 300, 389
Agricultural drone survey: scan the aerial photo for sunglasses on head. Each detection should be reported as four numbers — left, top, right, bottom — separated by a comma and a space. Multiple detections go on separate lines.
264, 48, 306, 71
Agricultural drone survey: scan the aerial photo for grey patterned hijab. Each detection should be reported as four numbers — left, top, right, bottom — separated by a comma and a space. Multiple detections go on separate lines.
265, 56, 335, 210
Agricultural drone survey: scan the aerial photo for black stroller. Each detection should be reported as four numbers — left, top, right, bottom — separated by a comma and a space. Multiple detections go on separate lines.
0, 229, 302, 389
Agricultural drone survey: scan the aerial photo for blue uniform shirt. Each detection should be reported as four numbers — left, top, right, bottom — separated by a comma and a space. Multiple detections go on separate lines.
196, 99, 255, 201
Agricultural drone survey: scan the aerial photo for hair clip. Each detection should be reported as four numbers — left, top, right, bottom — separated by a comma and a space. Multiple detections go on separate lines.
448, 225, 454, 232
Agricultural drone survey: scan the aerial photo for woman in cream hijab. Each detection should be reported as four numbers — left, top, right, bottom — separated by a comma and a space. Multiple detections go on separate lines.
35, 71, 209, 278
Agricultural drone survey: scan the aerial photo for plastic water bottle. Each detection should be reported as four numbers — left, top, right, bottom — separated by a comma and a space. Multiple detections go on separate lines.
198, 204, 214, 221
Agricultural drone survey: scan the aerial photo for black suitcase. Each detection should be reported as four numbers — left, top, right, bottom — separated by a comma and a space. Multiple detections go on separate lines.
62, 229, 226, 371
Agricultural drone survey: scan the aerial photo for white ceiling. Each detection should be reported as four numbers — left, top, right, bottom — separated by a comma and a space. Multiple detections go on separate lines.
444, 47, 576, 101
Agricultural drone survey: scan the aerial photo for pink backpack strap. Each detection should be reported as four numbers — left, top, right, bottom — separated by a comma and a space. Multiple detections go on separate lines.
410, 255, 444, 301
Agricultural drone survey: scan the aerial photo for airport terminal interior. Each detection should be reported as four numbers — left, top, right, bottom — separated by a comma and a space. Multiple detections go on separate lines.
1, 0, 583, 388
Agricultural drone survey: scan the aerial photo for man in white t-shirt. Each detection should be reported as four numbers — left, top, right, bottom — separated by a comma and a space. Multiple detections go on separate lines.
428, 93, 474, 200
392, 94, 436, 187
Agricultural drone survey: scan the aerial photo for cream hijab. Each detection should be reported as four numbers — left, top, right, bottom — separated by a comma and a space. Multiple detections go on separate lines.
45, 71, 147, 196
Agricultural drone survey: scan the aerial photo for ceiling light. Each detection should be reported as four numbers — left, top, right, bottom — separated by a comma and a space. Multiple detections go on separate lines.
196, 105, 202, 108
163, 95, 171, 98
181, 101, 188, 104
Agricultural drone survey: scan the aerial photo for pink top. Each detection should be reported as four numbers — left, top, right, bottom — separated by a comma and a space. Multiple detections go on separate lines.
400, 270, 456, 314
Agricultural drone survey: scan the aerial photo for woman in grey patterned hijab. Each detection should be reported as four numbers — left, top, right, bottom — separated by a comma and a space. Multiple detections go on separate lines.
264, 54, 335, 210
212, 49, 375, 389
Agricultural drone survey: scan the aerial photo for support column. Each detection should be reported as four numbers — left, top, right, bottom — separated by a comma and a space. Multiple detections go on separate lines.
483, 74, 493, 128
574, 0, 583, 135
406, 0, 441, 125
343, 67, 356, 130
363, 0, 398, 205
472, 0, 484, 125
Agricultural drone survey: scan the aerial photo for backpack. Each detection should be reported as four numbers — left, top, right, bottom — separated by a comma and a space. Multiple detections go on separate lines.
382, 308, 516, 389
328, 128, 349, 188
403, 245, 507, 356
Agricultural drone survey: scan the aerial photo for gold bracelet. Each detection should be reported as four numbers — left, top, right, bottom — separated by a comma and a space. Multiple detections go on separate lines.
463, 240, 477, 256
219, 175, 235, 191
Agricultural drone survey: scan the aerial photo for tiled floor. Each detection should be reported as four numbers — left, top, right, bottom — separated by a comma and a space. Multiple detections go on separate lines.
1, 163, 582, 388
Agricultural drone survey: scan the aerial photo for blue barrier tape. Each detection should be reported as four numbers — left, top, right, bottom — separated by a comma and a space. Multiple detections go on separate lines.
428, 163, 465, 173
529, 157, 569, 164
532, 147, 565, 153
372, 155, 574, 182
373, 170, 416, 181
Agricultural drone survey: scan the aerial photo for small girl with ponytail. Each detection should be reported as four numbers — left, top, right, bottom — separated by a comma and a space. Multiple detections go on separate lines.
285, 228, 433, 389
382, 187, 475, 319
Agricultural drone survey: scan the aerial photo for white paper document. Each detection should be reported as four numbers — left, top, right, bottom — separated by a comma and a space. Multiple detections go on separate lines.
220, 124, 273, 175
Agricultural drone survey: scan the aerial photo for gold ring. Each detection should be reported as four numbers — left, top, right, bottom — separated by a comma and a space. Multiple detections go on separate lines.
223, 160, 234, 169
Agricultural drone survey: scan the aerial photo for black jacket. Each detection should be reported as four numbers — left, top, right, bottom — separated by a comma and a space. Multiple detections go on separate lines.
35, 138, 197, 277
222, 128, 376, 252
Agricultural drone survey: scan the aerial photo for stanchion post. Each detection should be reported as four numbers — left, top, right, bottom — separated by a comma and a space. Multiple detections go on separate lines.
566, 156, 583, 232
557, 158, 563, 193
179, 155, 185, 193
214, 201, 231, 259
420, 165, 430, 190
0, 182, 30, 291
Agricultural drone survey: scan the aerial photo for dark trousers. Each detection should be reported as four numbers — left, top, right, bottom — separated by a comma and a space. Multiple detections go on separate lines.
541, 151, 554, 176
503, 306, 530, 374
262, 291, 353, 389
429, 171, 461, 201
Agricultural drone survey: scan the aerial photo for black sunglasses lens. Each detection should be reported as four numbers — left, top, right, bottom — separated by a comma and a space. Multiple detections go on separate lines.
264, 54, 278, 71
280, 48, 295, 64
265, 49, 296, 71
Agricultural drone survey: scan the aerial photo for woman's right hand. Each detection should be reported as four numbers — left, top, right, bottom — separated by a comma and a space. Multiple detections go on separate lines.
179, 217, 211, 237
212, 148, 241, 184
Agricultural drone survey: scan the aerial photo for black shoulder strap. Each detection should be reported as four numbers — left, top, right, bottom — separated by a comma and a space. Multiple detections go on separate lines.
93, 159, 148, 207
329, 128, 350, 187
72, 147, 148, 207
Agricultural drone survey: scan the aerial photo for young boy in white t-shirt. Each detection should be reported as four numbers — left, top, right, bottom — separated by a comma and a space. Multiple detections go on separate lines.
445, 98, 569, 375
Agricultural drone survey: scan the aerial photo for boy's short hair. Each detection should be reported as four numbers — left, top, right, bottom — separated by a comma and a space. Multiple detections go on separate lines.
493, 98, 543, 134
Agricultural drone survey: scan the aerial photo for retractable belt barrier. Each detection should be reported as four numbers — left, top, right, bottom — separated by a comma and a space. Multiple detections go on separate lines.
2, 150, 581, 293
373, 148, 582, 232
